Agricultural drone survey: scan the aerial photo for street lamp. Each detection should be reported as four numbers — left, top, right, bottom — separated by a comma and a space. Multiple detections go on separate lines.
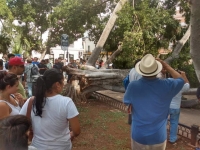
61, 34, 69, 62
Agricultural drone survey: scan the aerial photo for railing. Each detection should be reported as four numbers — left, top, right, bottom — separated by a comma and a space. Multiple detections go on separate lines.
167, 121, 191, 139
91, 91, 200, 147
91, 91, 127, 112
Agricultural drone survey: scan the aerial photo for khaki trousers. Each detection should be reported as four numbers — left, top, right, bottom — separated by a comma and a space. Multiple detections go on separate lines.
131, 139, 166, 150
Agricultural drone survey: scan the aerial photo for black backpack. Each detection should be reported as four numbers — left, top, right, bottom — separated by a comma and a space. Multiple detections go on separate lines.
31, 64, 39, 76
30, 64, 40, 82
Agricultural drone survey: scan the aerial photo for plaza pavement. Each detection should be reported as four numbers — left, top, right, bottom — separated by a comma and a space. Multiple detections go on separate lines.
97, 90, 200, 127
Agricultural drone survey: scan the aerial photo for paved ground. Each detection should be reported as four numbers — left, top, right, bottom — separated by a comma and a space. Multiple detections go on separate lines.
97, 90, 200, 127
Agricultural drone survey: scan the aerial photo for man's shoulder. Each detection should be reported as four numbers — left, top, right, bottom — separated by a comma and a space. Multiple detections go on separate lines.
182, 83, 190, 91
25, 64, 33, 71
26, 63, 33, 67
37, 63, 43, 67
57, 62, 63, 67
166, 78, 184, 84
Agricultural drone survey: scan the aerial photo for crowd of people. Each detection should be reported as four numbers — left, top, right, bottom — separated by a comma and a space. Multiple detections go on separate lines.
0, 53, 199, 150
0, 54, 81, 150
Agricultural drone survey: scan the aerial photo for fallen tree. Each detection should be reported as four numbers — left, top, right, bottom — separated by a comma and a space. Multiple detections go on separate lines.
62, 66, 128, 102
62, 0, 199, 105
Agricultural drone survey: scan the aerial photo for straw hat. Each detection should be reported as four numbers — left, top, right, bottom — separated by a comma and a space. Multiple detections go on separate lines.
135, 54, 162, 76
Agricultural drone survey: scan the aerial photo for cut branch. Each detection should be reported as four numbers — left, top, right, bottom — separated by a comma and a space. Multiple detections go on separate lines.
165, 25, 191, 64
101, 42, 123, 69
86, 0, 128, 66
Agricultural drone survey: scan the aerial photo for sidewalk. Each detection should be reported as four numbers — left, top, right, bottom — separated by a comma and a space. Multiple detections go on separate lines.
97, 90, 200, 127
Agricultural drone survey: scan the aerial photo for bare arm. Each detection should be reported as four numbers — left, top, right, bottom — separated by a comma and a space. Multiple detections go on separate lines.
24, 73, 27, 82
0, 103, 10, 119
13, 93, 27, 106
157, 59, 182, 79
179, 71, 189, 83
68, 116, 81, 140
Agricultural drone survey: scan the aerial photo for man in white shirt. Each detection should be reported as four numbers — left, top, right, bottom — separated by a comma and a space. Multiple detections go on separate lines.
169, 70, 190, 144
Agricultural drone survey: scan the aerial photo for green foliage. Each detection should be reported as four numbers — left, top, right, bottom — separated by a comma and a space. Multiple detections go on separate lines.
169, 42, 199, 88
0, 0, 13, 20
0, 34, 11, 53
6, 0, 61, 53
47, 0, 112, 47
113, 1, 184, 68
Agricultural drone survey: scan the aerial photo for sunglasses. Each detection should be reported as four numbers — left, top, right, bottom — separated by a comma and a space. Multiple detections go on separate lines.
17, 65, 25, 68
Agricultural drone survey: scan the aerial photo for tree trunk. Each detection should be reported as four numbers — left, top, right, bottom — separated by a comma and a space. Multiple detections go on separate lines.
190, 0, 200, 82
165, 25, 191, 64
101, 42, 123, 69
39, 48, 47, 61
86, 0, 128, 66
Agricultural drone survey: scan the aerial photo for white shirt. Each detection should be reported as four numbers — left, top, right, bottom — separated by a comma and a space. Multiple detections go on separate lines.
129, 68, 142, 82
20, 95, 79, 150
0, 100, 21, 116
170, 83, 190, 109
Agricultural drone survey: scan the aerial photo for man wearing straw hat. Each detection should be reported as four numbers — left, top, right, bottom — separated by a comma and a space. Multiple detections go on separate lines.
123, 54, 184, 150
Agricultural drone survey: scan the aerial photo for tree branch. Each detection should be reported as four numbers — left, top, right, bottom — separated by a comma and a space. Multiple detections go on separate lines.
86, 0, 128, 66
164, 25, 191, 64
101, 42, 123, 69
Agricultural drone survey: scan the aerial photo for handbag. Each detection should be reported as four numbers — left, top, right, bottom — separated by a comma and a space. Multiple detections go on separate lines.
26, 97, 34, 143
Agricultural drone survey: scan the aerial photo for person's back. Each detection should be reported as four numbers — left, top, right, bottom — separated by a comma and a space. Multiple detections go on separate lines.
168, 71, 190, 144
20, 69, 80, 150
37, 60, 47, 75
20, 95, 77, 149
126, 77, 183, 143
170, 83, 190, 109
129, 68, 142, 82
25, 59, 38, 97
123, 54, 184, 149
129, 59, 142, 82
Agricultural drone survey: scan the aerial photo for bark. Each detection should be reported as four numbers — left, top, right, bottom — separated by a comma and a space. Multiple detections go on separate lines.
39, 48, 47, 61
86, 0, 128, 66
62, 66, 128, 102
190, 0, 200, 82
165, 25, 191, 64
182, 88, 197, 95
101, 42, 123, 69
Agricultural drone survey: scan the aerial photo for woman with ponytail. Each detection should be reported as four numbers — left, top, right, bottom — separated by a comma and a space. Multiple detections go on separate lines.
20, 69, 80, 150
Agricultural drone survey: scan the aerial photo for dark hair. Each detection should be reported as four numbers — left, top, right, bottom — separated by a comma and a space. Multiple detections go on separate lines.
45, 59, 49, 63
0, 115, 31, 150
41, 59, 45, 63
7, 53, 15, 59
0, 71, 18, 90
27, 59, 32, 63
33, 68, 63, 117
0, 59, 3, 67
